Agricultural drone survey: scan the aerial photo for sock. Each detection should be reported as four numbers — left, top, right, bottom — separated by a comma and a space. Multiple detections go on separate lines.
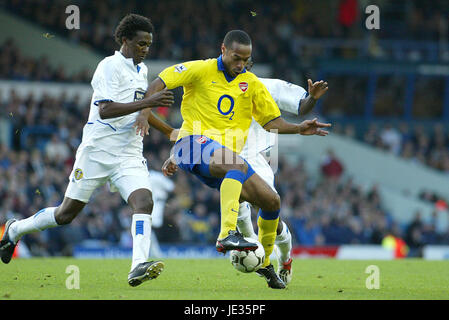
218, 170, 246, 239
8, 207, 58, 243
275, 221, 292, 264
131, 213, 152, 271
237, 202, 257, 240
257, 209, 280, 267
150, 231, 163, 258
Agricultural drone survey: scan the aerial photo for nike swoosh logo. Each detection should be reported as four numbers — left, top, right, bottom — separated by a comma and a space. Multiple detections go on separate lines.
227, 241, 240, 246
211, 81, 217, 84
231, 209, 239, 213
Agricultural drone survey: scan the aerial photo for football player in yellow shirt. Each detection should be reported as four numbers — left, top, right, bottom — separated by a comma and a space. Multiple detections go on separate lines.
136, 30, 330, 289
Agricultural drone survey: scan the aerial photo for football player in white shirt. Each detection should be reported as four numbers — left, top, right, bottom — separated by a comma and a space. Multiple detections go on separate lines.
142, 57, 328, 285
0, 14, 174, 287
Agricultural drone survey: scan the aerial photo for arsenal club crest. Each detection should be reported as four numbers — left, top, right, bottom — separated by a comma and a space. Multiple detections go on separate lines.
196, 136, 208, 144
239, 82, 248, 92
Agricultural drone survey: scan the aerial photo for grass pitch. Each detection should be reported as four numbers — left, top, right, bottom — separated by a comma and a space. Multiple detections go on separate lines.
1, 258, 449, 300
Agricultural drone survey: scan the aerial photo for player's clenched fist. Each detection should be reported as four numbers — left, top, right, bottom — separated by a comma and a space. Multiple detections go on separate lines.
162, 156, 178, 177
144, 88, 175, 107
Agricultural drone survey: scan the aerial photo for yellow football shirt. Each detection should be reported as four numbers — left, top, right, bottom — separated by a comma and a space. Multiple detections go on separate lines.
158, 56, 281, 153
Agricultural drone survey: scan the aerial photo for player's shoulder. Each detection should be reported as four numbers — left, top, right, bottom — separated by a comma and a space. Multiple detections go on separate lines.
177, 58, 214, 70
96, 53, 122, 73
242, 71, 269, 88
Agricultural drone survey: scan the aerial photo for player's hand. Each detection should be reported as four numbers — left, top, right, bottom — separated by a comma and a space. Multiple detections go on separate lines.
133, 114, 150, 137
145, 88, 175, 108
307, 79, 328, 99
169, 128, 180, 142
298, 118, 331, 136
162, 156, 178, 177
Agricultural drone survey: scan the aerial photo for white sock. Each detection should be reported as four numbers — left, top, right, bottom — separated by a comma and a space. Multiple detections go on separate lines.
237, 202, 258, 240
275, 221, 292, 264
130, 213, 152, 271
9, 207, 58, 243
150, 231, 163, 258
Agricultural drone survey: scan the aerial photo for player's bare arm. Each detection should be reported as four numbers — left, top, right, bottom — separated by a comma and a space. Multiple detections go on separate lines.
133, 77, 170, 137
298, 79, 328, 116
98, 88, 174, 120
263, 117, 331, 136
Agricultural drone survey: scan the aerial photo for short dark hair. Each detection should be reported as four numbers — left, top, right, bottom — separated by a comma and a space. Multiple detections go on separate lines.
114, 14, 154, 45
223, 30, 251, 48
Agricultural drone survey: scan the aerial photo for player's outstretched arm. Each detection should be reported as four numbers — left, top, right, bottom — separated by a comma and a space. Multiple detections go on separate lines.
134, 77, 176, 137
263, 117, 331, 136
98, 87, 174, 120
298, 79, 328, 116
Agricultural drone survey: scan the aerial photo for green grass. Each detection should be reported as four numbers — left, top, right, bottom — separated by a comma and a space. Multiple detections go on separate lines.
1, 258, 449, 300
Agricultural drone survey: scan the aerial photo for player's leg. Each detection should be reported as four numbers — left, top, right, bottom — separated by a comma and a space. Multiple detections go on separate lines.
1, 182, 91, 264
127, 188, 154, 270
239, 174, 286, 289
239, 173, 280, 266
237, 202, 258, 239
245, 152, 293, 283
207, 147, 259, 252
275, 220, 293, 284
173, 135, 258, 252
112, 171, 164, 287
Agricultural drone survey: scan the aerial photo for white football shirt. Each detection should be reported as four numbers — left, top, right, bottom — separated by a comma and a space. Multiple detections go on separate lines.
240, 78, 308, 159
79, 51, 149, 157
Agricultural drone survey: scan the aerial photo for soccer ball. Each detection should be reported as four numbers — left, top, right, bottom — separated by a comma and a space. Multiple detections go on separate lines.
229, 239, 265, 273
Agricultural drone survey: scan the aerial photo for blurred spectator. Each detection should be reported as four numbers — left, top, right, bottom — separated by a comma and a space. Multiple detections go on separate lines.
337, 0, 359, 37
45, 134, 70, 162
321, 148, 344, 179
380, 123, 402, 155
405, 211, 424, 256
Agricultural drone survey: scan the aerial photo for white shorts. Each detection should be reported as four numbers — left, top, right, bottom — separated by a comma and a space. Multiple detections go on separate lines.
244, 152, 276, 193
65, 147, 152, 203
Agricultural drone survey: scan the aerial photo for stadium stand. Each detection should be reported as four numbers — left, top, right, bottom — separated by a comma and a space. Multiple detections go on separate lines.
1, 0, 449, 258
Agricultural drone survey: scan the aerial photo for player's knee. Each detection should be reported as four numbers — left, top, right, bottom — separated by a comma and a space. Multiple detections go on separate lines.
133, 197, 153, 214
277, 220, 284, 234
265, 193, 281, 212
128, 189, 154, 214
54, 210, 77, 225
228, 161, 248, 175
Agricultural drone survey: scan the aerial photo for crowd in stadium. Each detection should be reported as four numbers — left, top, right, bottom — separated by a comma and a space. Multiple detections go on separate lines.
0, 91, 447, 258
332, 122, 449, 174
2, 0, 449, 84
1, 0, 449, 258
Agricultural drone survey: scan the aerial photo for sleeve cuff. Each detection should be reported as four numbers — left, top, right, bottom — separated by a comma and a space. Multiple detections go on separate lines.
158, 76, 167, 88
94, 99, 113, 106
262, 116, 281, 128
298, 92, 309, 115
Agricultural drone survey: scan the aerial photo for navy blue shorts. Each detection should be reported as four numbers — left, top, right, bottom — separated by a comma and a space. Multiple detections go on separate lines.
173, 135, 255, 189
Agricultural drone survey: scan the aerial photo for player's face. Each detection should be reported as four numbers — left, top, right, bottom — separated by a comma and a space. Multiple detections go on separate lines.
124, 31, 153, 64
221, 42, 252, 77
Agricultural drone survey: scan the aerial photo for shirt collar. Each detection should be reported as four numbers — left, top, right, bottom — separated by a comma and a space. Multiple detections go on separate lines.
115, 51, 142, 73
217, 55, 246, 82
